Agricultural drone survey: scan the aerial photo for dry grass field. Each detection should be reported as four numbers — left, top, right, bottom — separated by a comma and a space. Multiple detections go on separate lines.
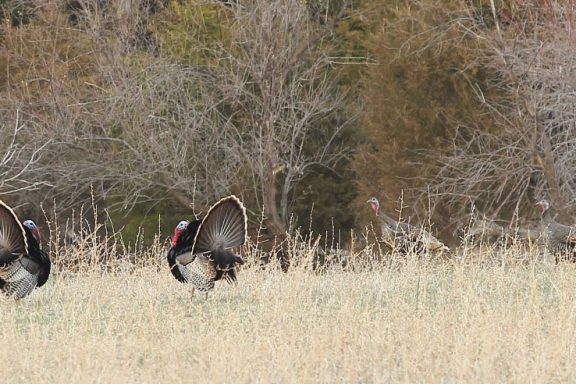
1, 237, 576, 383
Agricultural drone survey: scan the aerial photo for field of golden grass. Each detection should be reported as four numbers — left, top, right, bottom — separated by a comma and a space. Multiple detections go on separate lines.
1, 238, 575, 383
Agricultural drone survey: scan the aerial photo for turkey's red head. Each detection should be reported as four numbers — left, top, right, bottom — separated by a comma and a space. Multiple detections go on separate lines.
366, 197, 380, 216
171, 220, 189, 247
23, 220, 41, 243
535, 199, 550, 214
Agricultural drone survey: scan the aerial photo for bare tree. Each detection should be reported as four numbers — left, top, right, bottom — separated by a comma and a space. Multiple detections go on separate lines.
0, 1, 237, 215
422, 1, 576, 223
41, 63, 239, 212
0, 110, 53, 196
212, 0, 352, 238
0, 0, 353, 245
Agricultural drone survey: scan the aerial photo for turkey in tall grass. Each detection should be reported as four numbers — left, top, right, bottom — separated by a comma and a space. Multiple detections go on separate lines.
536, 199, 576, 262
167, 195, 247, 297
0, 201, 51, 299
367, 196, 449, 255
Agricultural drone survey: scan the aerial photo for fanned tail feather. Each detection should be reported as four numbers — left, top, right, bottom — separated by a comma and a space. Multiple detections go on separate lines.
192, 195, 247, 254
0, 200, 28, 264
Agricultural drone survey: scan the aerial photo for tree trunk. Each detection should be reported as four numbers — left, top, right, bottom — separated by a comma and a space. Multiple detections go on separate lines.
535, 125, 569, 220
262, 168, 286, 236
262, 166, 289, 272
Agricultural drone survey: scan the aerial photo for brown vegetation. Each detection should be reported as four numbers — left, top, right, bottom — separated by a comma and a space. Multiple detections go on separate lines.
0, 0, 358, 244
425, 1, 576, 224
2, 1, 576, 381
1, 0, 576, 251
1, 218, 574, 382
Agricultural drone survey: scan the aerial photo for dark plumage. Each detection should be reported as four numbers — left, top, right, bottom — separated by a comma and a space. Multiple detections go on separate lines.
536, 199, 576, 262
167, 219, 201, 283
0, 201, 51, 299
166, 195, 247, 296
367, 197, 449, 255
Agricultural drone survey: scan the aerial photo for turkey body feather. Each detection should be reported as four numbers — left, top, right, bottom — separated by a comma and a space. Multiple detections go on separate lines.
537, 200, 576, 262
367, 197, 449, 255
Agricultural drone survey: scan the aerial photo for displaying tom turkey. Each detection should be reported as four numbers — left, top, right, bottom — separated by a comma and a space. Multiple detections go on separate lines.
167, 195, 247, 297
367, 197, 449, 255
0, 201, 51, 299
536, 199, 576, 262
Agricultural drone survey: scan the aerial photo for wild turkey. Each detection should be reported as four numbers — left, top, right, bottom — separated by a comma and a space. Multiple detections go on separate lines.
536, 199, 576, 262
366, 197, 449, 255
0, 201, 51, 299
462, 216, 541, 246
167, 195, 247, 297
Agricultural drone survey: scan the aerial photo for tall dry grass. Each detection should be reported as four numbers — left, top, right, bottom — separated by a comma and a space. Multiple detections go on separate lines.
0, 211, 574, 383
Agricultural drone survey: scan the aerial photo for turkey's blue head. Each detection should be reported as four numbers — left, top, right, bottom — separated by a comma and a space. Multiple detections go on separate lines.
367, 197, 380, 216
23, 219, 41, 243
171, 220, 190, 247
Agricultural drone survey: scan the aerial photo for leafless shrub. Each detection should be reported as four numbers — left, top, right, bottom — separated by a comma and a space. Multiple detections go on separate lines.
424, 2, 576, 222
0, 110, 53, 195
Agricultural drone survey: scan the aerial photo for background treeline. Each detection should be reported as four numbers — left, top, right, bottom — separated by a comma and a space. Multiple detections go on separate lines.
0, 0, 574, 247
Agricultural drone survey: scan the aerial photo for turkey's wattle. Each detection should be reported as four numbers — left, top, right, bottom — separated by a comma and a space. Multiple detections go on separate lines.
171, 220, 190, 247
23, 219, 41, 243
